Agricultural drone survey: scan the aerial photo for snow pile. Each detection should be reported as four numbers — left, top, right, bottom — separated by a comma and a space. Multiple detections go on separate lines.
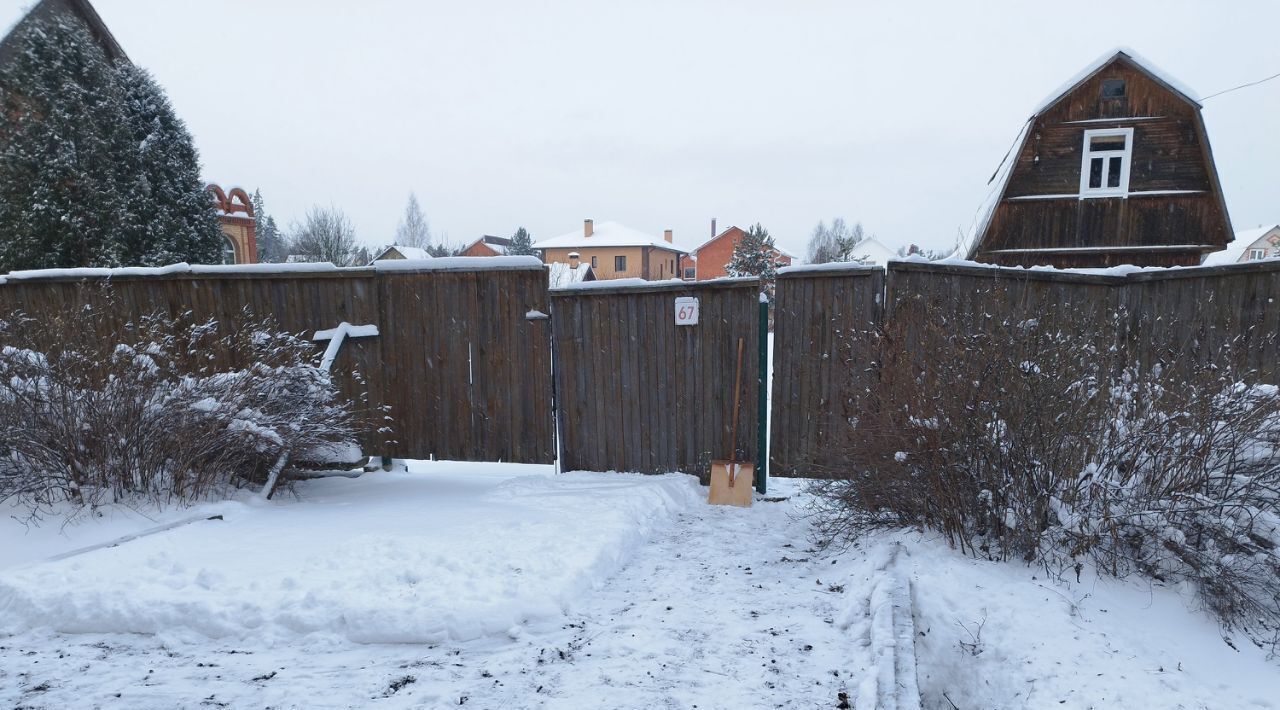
0, 465, 700, 644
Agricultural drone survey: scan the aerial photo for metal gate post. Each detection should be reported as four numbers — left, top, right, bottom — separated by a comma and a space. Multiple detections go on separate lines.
756, 296, 768, 494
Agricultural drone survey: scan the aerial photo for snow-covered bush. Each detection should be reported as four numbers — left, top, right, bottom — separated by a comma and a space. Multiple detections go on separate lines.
810, 318, 1280, 650
0, 304, 357, 518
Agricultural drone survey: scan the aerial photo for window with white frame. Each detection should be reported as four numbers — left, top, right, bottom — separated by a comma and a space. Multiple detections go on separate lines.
221, 236, 237, 265
1249, 248, 1266, 261
1079, 127, 1133, 197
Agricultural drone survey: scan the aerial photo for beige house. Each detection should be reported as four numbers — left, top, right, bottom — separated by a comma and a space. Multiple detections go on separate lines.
371, 245, 431, 262
533, 220, 689, 281
1203, 224, 1280, 265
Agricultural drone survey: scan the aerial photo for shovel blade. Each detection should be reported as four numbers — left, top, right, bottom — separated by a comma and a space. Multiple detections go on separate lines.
708, 460, 754, 507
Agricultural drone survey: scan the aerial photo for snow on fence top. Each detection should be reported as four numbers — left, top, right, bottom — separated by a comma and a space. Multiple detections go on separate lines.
777, 262, 883, 276
0, 256, 546, 284
891, 254, 1280, 283
551, 275, 757, 294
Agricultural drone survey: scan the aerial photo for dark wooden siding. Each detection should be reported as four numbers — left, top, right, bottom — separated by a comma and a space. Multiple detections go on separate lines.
0, 265, 555, 463
973, 56, 1232, 267
769, 267, 884, 477
550, 280, 760, 478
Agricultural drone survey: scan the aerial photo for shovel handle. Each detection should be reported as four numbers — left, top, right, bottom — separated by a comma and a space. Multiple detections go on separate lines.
729, 337, 744, 461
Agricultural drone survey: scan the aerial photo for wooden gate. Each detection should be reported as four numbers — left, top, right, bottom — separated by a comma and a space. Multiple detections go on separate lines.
550, 279, 761, 478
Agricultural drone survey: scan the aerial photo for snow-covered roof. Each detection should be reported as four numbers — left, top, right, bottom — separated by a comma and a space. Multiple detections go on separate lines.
951, 118, 1034, 260
1202, 225, 1280, 266
547, 262, 594, 288
533, 221, 690, 253
843, 237, 899, 267
1033, 47, 1201, 116
372, 245, 431, 261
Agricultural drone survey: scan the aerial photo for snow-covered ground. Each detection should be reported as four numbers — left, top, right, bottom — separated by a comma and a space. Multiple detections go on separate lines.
2, 461, 1277, 709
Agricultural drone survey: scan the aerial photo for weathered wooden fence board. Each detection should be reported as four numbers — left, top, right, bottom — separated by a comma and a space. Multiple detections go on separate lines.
0, 263, 555, 464
550, 279, 760, 478
769, 266, 885, 477
771, 259, 1280, 478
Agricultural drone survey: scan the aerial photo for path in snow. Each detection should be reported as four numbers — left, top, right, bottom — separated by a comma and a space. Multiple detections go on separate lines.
0, 478, 870, 709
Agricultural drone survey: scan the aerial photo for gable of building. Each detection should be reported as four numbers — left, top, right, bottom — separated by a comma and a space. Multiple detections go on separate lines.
0, 0, 127, 69
966, 49, 1233, 269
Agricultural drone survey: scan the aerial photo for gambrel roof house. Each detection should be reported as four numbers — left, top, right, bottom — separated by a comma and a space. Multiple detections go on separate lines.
964, 48, 1233, 268
1203, 224, 1280, 266
460, 235, 511, 257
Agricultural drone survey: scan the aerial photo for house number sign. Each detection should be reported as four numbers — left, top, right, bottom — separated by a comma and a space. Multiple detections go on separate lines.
675, 297, 699, 326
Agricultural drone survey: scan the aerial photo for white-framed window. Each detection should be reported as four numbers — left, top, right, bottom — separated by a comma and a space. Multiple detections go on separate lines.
221, 236, 237, 265
1249, 248, 1266, 261
1079, 127, 1134, 198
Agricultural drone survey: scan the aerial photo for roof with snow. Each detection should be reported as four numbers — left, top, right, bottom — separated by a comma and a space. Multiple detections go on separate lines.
956, 48, 1209, 261
1202, 225, 1280, 266
533, 221, 690, 254
371, 245, 431, 262
690, 226, 797, 260
547, 262, 595, 288
464, 235, 511, 254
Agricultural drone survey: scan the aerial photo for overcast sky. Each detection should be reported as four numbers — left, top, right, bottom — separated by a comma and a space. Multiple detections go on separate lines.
8, 1, 1278, 256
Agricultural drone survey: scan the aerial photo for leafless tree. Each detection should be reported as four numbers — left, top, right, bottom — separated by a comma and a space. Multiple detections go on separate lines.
394, 193, 432, 249
291, 205, 359, 265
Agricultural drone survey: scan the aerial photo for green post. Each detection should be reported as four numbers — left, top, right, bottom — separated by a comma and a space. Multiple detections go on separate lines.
756, 296, 768, 494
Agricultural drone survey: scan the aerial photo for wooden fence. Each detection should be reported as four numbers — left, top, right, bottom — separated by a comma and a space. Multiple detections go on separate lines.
0, 260, 556, 464
769, 265, 884, 477
771, 259, 1280, 477
550, 278, 761, 478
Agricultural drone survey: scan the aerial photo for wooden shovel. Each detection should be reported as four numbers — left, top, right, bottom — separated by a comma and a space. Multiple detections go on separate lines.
708, 336, 753, 507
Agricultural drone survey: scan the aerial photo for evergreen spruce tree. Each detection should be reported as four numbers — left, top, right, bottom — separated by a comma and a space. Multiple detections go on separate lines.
115, 64, 223, 265
507, 226, 535, 256
0, 15, 134, 271
726, 223, 782, 281
251, 189, 286, 262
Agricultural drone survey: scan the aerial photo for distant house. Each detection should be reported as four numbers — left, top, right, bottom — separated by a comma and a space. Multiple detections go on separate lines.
965, 48, 1233, 268
371, 245, 430, 262
845, 237, 896, 267
460, 236, 512, 257
206, 184, 257, 265
533, 220, 689, 281
1203, 225, 1280, 266
0, 0, 126, 72
548, 254, 597, 288
691, 224, 793, 280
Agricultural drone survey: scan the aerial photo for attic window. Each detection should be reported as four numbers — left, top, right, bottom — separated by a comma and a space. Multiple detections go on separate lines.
1101, 79, 1126, 99
1079, 127, 1133, 197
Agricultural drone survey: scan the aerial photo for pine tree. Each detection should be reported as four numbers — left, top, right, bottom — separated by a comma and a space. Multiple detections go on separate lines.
394, 193, 431, 248
507, 226, 535, 256
115, 64, 222, 266
0, 15, 134, 271
726, 223, 783, 281
252, 189, 286, 263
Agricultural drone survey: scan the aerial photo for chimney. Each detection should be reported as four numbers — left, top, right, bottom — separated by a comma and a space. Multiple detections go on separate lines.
583, 219, 593, 238
711, 218, 717, 237
664, 229, 673, 244
568, 251, 580, 268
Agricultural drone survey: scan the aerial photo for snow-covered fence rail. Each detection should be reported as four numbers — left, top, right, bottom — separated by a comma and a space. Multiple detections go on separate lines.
549, 278, 761, 478
0, 258, 555, 464
771, 258, 1280, 477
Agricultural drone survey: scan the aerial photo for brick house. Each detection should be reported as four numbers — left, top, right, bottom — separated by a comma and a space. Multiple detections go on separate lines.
691, 223, 793, 280
0, 0, 125, 69
459, 235, 512, 257
533, 220, 689, 281
206, 184, 257, 265
371, 245, 430, 261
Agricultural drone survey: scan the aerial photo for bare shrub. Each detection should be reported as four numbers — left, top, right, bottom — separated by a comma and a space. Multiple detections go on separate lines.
809, 315, 1280, 650
0, 301, 359, 519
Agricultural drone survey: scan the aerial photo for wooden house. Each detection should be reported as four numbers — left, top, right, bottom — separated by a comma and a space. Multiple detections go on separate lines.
691, 223, 793, 280
966, 49, 1233, 268
533, 220, 689, 281
460, 235, 512, 257
0, 0, 126, 71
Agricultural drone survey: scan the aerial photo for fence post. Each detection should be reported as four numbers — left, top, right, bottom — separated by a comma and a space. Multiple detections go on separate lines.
756, 295, 768, 494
